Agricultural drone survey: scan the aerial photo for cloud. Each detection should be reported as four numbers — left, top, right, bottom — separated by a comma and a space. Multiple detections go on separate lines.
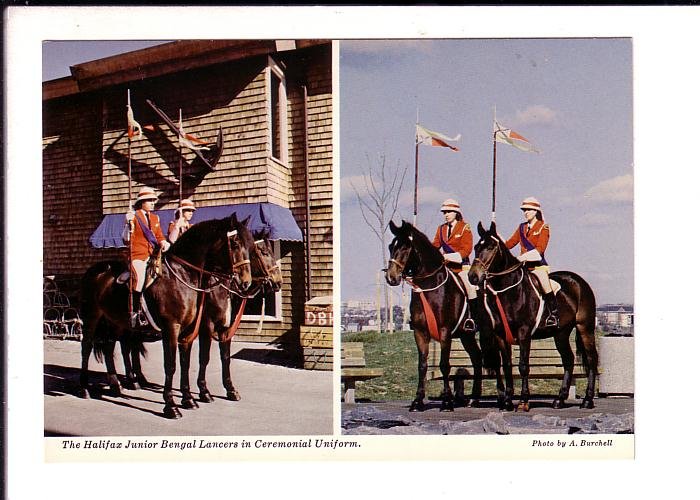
576, 212, 616, 227
341, 40, 435, 56
513, 105, 557, 126
398, 184, 453, 209
340, 174, 375, 204
583, 174, 633, 205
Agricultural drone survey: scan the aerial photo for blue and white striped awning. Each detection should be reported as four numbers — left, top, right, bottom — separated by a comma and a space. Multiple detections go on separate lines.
89, 202, 304, 249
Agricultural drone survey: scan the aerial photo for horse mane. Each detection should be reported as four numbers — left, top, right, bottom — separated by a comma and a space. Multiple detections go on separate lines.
170, 218, 224, 255
400, 220, 444, 267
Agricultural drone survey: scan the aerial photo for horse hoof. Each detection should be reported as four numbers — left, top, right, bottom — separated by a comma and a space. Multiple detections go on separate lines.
227, 390, 241, 401
409, 400, 425, 412
467, 399, 480, 408
580, 399, 595, 409
200, 392, 214, 403
77, 388, 90, 399
123, 380, 140, 391
164, 406, 182, 419
109, 385, 122, 397
454, 396, 467, 408
440, 401, 454, 412
137, 376, 150, 387
516, 402, 530, 412
181, 398, 199, 410
504, 401, 515, 412
552, 399, 565, 409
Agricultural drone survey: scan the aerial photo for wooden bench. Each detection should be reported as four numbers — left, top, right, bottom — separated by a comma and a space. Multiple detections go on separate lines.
341, 342, 384, 403
428, 337, 589, 398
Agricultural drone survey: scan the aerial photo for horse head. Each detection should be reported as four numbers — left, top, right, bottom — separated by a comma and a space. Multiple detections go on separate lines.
385, 220, 417, 286
252, 228, 283, 293
208, 212, 252, 292
468, 221, 515, 286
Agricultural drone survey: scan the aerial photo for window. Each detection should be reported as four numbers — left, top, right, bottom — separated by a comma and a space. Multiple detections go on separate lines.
267, 57, 288, 164
242, 239, 282, 321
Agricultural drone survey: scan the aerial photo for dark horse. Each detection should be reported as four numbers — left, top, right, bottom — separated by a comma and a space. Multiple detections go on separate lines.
193, 228, 284, 404
385, 220, 483, 411
79, 213, 253, 419
468, 221, 598, 411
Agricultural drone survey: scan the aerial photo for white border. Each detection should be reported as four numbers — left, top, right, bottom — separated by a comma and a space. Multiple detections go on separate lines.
6, 5, 700, 499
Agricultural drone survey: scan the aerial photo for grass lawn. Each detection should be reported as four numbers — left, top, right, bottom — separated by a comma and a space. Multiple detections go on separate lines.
342, 329, 602, 402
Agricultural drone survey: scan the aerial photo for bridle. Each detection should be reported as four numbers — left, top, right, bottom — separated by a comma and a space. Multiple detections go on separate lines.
473, 235, 523, 282
387, 236, 448, 288
165, 229, 251, 294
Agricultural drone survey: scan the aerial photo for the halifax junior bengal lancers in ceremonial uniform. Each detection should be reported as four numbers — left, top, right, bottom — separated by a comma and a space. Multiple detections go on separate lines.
505, 196, 559, 328
432, 198, 479, 333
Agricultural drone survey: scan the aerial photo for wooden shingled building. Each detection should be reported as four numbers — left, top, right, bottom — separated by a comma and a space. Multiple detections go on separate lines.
42, 40, 333, 353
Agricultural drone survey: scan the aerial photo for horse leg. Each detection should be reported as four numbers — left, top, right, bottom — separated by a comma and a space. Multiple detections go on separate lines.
131, 342, 149, 387
78, 335, 93, 399
459, 332, 482, 408
102, 339, 122, 397
120, 337, 139, 390
196, 331, 214, 403
178, 340, 199, 409
516, 335, 532, 412
219, 340, 241, 401
162, 328, 182, 419
439, 338, 454, 412
553, 332, 575, 409
576, 323, 598, 409
409, 331, 429, 412
501, 342, 515, 411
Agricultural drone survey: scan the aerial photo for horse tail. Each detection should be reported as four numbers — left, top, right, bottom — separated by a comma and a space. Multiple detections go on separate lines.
552, 270, 598, 373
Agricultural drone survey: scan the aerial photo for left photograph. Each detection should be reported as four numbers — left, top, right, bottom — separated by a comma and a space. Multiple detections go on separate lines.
42, 40, 333, 435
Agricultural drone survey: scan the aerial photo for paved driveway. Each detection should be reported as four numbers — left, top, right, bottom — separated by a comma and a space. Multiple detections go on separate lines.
44, 339, 333, 436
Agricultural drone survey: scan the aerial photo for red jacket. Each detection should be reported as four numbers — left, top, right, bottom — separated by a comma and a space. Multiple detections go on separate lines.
130, 210, 166, 260
505, 219, 550, 258
432, 220, 473, 270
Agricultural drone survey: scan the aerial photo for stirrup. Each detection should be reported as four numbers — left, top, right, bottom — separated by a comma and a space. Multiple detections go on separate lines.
462, 317, 476, 333
130, 311, 149, 330
544, 313, 559, 328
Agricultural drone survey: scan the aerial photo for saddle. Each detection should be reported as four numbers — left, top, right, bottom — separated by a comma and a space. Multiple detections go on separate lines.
528, 271, 561, 296
115, 247, 163, 290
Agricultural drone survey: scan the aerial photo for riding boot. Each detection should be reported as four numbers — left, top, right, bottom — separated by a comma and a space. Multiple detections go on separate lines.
130, 291, 148, 330
460, 299, 479, 334
543, 292, 560, 328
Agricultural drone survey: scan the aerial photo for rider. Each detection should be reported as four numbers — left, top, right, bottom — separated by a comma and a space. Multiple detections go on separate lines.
432, 198, 479, 333
123, 186, 170, 328
168, 198, 196, 244
504, 196, 559, 328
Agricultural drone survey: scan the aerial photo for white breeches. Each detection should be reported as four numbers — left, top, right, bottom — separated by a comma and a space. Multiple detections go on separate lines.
531, 266, 552, 294
132, 259, 148, 292
458, 266, 478, 300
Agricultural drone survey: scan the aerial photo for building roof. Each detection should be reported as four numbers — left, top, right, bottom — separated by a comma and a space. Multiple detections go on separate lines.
43, 39, 329, 100
597, 304, 634, 313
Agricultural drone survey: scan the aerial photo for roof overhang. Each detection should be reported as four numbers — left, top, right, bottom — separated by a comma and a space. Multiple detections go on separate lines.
43, 39, 329, 100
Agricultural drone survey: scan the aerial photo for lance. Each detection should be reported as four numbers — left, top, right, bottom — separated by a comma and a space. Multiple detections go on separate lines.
127, 89, 134, 321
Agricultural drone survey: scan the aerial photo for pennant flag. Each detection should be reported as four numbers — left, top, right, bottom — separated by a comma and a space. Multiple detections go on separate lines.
127, 103, 142, 139
178, 111, 210, 151
416, 124, 461, 151
493, 119, 540, 153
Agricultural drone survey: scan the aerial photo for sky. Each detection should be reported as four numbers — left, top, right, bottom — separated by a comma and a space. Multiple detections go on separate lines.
340, 39, 633, 306
42, 40, 169, 81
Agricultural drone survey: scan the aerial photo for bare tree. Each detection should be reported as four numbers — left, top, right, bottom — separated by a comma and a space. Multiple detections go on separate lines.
350, 153, 407, 332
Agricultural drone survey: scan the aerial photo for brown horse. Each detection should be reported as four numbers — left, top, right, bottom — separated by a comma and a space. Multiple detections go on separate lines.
468, 221, 598, 411
195, 229, 284, 403
79, 213, 252, 419
385, 220, 484, 411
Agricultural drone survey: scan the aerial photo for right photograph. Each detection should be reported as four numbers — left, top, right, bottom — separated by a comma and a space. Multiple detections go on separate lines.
340, 38, 634, 436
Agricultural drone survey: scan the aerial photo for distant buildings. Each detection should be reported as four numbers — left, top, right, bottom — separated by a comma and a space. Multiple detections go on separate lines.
597, 304, 634, 335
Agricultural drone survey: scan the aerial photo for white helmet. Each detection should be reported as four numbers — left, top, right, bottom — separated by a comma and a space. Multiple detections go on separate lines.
520, 197, 542, 212
440, 198, 462, 215
135, 186, 159, 204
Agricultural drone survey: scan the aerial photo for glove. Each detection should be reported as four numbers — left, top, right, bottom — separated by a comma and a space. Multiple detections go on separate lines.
125, 210, 135, 222
517, 249, 542, 262
443, 252, 462, 264
160, 240, 171, 252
